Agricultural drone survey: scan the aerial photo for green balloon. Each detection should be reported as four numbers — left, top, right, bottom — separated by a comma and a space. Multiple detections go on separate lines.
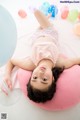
68, 9, 79, 22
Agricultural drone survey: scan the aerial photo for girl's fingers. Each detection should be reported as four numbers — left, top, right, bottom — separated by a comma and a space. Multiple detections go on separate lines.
5, 79, 12, 90
47, 13, 52, 19
1, 87, 8, 96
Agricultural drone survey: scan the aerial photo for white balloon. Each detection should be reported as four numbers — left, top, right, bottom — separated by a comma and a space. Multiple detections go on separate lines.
0, 5, 17, 66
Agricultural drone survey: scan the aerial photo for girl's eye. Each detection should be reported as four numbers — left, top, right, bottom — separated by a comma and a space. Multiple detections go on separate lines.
33, 76, 37, 79
43, 78, 47, 81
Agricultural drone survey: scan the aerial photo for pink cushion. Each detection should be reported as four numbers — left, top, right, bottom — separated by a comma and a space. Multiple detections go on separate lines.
17, 65, 80, 111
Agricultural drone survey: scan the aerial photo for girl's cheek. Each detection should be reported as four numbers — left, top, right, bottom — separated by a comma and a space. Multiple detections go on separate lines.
45, 70, 52, 77
45, 72, 51, 78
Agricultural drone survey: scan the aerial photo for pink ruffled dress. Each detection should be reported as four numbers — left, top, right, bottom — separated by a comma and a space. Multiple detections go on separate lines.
30, 26, 59, 66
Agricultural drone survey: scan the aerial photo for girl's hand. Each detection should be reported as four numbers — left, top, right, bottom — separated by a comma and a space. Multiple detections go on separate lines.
3, 74, 12, 90
0, 60, 14, 95
1, 74, 12, 95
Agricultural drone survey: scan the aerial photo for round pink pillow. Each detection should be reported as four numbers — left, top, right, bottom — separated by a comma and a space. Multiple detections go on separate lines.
17, 65, 80, 111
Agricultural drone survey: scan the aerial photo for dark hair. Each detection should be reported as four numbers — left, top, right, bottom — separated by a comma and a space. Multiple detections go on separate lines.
27, 67, 64, 103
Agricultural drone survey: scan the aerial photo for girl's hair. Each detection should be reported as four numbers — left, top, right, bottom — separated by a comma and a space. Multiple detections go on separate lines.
27, 67, 64, 103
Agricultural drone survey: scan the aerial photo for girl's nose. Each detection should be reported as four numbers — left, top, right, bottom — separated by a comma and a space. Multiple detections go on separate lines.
38, 70, 44, 77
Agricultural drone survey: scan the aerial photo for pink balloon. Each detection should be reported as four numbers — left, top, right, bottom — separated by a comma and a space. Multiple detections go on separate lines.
18, 9, 27, 18
61, 6, 69, 19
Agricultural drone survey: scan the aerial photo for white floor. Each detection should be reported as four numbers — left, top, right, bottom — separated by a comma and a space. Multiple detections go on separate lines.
0, 94, 80, 120
0, 0, 80, 120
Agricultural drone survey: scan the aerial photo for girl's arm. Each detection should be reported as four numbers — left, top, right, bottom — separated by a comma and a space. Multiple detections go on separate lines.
34, 9, 52, 29
11, 58, 35, 71
2, 60, 15, 92
2, 58, 35, 94
5, 60, 15, 76
56, 56, 80, 69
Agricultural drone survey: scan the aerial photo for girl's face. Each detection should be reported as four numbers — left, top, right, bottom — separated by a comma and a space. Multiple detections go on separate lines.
30, 66, 54, 91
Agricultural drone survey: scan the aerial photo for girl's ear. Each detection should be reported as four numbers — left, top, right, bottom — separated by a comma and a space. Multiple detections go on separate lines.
52, 67, 64, 82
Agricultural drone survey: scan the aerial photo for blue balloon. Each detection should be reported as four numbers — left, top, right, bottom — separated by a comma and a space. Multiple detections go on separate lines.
39, 2, 50, 16
0, 5, 17, 66
48, 5, 58, 17
39, 6, 48, 16
43, 2, 50, 9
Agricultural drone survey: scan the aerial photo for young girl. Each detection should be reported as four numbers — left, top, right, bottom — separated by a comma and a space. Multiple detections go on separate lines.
2, 9, 80, 103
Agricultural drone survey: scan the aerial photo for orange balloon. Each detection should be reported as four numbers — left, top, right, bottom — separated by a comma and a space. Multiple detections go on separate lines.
78, 12, 80, 20
74, 23, 80, 36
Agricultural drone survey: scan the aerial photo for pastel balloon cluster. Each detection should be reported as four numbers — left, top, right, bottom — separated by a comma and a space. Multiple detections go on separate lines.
61, 6, 80, 22
39, 2, 58, 18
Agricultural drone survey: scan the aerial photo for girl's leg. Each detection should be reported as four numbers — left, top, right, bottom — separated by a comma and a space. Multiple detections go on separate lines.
34, 9, 52, 29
